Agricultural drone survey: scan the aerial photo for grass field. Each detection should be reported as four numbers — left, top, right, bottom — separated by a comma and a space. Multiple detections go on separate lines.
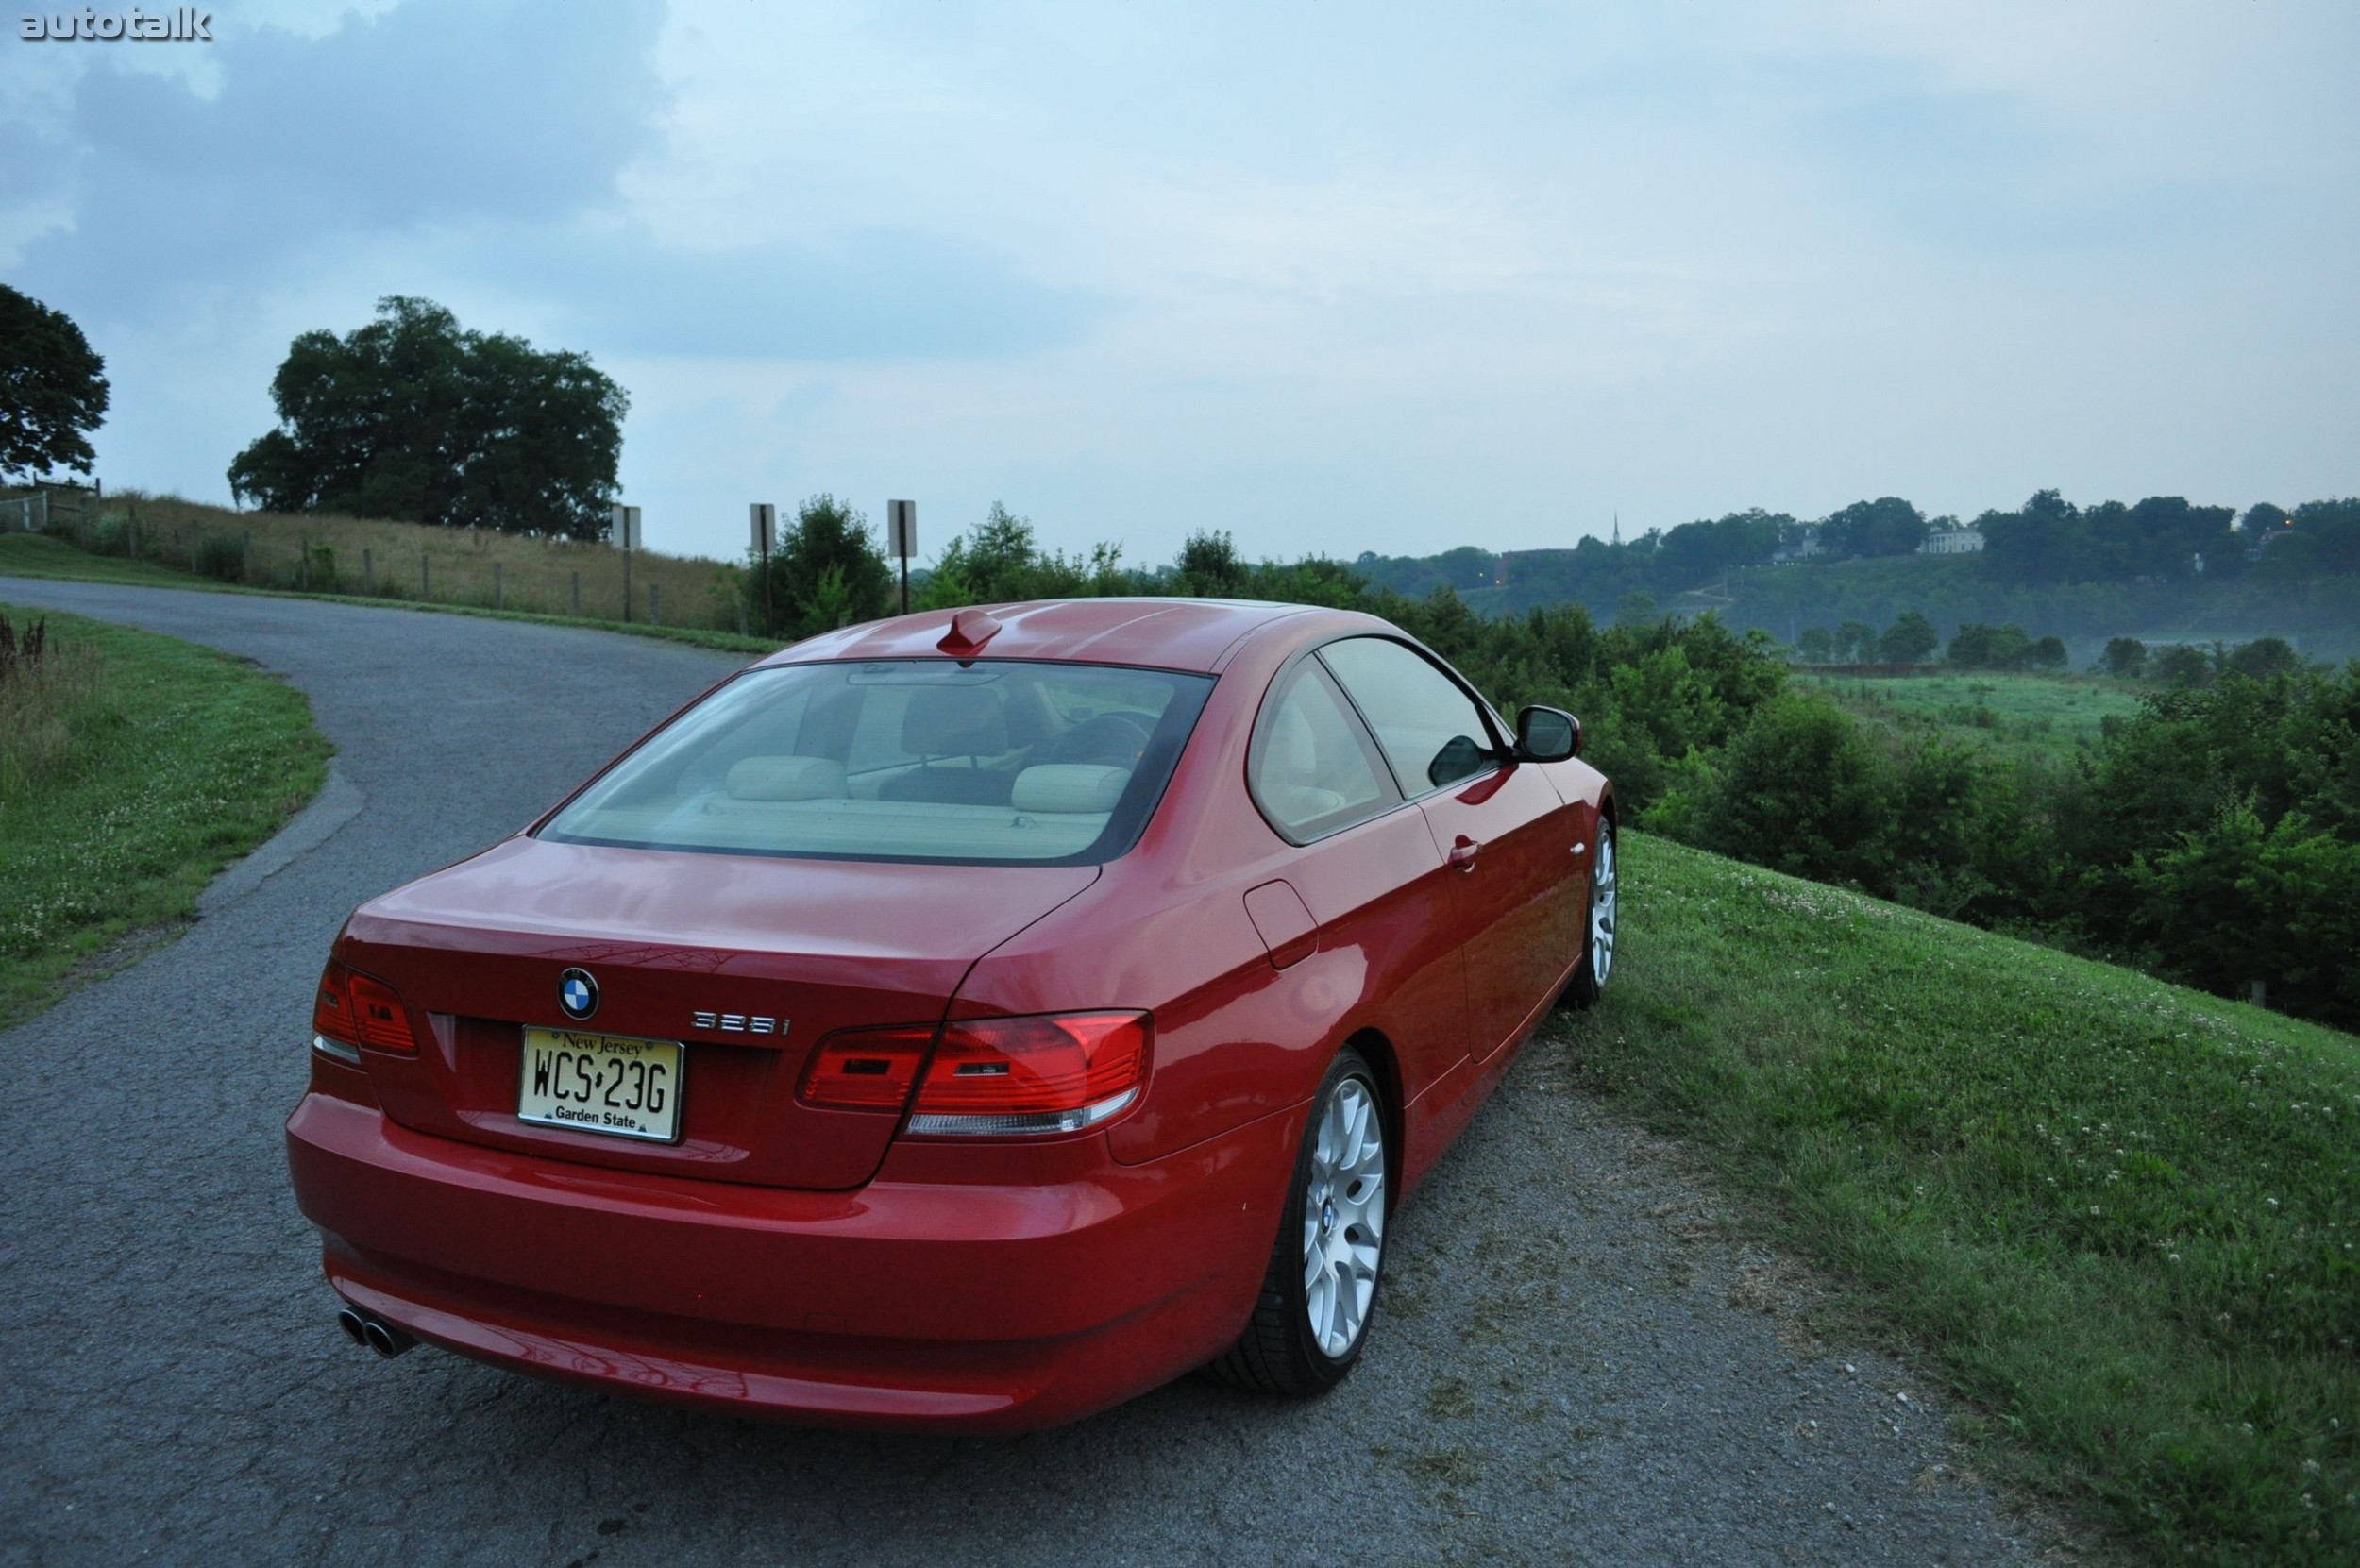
1553, 831, 2357, 1563
0, 531, 777, 660
11, 489, 750, 632
0, 604, 331, 1030
1795, 668, 2147, 764
0, 531, 222, 589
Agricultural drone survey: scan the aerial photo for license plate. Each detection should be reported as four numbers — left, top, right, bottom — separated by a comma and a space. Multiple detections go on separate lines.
518, 1027, 683, 1143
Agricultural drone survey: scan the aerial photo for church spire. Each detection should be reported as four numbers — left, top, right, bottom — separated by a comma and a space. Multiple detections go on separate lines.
1611, 511, 1621, 548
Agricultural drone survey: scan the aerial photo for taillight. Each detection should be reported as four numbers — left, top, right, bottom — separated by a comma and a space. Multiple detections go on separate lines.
310, 958, 418, 1055
798, 1025, 933, 1110
312, 959, 356, 1046
906, 1011, 1150, 1137
794, 1011, 1152, 1134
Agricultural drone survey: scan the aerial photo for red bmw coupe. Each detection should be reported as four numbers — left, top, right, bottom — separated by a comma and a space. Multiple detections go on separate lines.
286, 599, 1617, 1430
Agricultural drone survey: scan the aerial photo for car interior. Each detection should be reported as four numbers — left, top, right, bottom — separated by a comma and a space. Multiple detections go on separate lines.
541, 662, 1201, 862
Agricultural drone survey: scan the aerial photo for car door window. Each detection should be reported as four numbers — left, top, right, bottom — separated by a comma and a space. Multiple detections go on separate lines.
1248, 660, 1401, 840
1318, 637, 1499, 795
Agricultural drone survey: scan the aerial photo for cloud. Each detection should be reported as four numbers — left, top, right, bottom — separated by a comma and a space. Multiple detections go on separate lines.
506, 224, 1103, 360
10, 0, 667, 305
1786, 65, 2248, 250
5, 0, 1095, 363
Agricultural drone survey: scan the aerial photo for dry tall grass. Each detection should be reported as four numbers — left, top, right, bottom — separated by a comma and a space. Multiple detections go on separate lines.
65, 492, 750, 632
0, 615, 107, 805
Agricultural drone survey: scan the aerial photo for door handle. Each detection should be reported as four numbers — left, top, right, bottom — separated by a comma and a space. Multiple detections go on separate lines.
1448, 835, 1480, 872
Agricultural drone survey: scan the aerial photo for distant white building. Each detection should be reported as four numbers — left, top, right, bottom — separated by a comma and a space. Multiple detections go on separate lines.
1772, 529, 1827, 564
1920, 528, 1985, 556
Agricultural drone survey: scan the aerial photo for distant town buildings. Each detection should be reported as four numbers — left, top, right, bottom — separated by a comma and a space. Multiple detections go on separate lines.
1919, 528, 1985, 556
1771, 529, 1827, 564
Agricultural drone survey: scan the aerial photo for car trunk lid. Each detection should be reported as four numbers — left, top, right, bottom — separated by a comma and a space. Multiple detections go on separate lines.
335, 836, 1099, 1190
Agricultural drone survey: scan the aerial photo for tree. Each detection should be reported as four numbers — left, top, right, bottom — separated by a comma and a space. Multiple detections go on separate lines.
227, 296, 626, 537
1877, 610, 1939, 665
2149, 644, 2212, 688
1947, 622, 2032, 669
2101, 637, 2147, 680
1795, 627, 1833, 664
761, 495, 891, 637
1819, 497, 1928, 559
2024, 634, 2067, 671
1172, 529, 1251, 596
1834, 620, 1879, 663
2239, 502, 2290, 540
1692, 694, 1890, 887
2223, 636, 2301, 681
0, 285, 109, 481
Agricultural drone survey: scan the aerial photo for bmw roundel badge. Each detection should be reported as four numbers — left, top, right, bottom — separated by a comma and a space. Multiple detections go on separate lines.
558, 968, 599, 1021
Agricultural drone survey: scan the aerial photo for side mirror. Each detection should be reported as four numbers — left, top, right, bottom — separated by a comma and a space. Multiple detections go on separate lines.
1427, 733, 1489, 788
1514, 705, 1579, 762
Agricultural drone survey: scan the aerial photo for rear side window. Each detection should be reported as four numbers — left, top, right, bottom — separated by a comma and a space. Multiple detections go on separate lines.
1317, 636, 1501, 794
1247, 659, 1402, 841
539, 660, 1213, 865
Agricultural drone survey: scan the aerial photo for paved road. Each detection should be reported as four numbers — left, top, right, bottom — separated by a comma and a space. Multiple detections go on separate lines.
0, 582, 2046, 1567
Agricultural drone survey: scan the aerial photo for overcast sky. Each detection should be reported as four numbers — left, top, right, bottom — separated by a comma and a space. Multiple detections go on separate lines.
5, 0, 2355, 566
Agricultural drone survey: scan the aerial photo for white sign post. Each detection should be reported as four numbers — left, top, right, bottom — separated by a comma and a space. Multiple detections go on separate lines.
750, 503, 776, 636
888, 499, 917, 615
611, 503, 642, 622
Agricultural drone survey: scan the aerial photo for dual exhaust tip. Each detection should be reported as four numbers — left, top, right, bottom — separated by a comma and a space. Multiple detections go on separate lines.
335, 1305, 418, 1359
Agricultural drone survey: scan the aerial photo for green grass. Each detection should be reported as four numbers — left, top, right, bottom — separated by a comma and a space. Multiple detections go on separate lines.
0, 531, 225, 588
1795, 667, 2146, 764
0, 604, 331, 1030
1552, 831, 2358, 1563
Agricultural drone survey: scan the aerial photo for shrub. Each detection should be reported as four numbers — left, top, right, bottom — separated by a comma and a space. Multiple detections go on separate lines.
197, 533, 244, 582
2149, 644, 2212, 688
2128, 800, 2360, 1020
1876, 610, 1940, 665
2101, 636, 2147, 679
1947, 622, 2032, 669
1689, 693, 1888, 886
2224, 636, 2301, 681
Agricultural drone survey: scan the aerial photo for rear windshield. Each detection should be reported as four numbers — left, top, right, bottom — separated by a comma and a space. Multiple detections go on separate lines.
538, 659, 1214, 865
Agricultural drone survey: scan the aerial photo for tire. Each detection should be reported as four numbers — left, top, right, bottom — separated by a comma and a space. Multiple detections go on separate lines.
1563, 817, 1618, 1008
1205, 1046, 1389, 1396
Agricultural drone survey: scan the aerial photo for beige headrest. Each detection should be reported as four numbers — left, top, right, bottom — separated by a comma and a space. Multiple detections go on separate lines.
1011, 764, 1129, 815
725, 755, 848, 801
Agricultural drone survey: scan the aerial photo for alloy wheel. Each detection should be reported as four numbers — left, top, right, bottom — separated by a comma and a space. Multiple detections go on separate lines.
1301, 1076, 1386, 1358
1590, 830, 1617, 987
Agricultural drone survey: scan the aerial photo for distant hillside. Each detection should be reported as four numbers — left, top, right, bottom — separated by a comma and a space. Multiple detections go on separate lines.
1357, 489, 2360, 660
1360, 547, 2360, 662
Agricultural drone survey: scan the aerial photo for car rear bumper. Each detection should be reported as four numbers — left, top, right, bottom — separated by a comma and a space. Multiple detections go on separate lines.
285, 1091, 1297, 1431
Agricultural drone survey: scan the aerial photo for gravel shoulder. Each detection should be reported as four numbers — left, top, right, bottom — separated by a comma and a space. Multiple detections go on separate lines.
0, 580, 2056, 1567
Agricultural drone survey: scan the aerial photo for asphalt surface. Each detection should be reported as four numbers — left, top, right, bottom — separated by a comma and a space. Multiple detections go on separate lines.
0, 582, 2049, 1567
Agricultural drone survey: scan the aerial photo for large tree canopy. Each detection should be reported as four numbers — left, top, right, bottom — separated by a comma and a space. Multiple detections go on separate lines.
0, 285, 110, 481
227, 296, 627, 537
